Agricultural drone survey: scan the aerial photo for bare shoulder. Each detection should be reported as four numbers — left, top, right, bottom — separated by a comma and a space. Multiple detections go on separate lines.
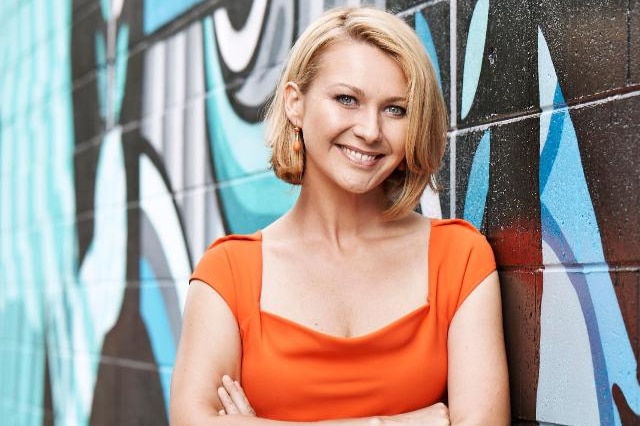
386, 212, 431, 242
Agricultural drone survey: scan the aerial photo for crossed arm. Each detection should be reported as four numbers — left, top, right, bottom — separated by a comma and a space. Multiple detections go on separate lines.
169, 273, 509, 425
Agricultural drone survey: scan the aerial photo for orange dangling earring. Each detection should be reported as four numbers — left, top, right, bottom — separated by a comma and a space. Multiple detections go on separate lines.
293, 127, 302, 153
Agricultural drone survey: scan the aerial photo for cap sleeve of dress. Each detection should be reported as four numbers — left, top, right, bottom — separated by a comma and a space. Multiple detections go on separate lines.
189, 232, 262, 321
430, 219, 497, 322
455, 229, 497, 312
190, 239, 238, 317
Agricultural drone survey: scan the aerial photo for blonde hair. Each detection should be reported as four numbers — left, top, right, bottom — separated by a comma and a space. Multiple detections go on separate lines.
264, 7, 447, 219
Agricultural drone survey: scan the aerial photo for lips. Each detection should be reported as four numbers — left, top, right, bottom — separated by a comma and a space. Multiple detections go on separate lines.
338, 145, 382, 166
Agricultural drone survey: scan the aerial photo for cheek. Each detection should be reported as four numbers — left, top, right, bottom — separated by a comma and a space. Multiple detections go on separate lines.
384, 123, 408, 148
303, 101, 351, 134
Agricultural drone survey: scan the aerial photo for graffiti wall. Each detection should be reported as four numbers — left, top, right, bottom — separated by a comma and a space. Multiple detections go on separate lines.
0, 0, 637, 424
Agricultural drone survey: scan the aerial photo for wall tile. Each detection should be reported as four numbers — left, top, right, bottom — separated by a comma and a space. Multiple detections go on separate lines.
538, 0, 629, 100
484, 117, 542, 268
630, 0, 640, 85
570, 95, 640, 266
457, 0, 538, 127
500, 270, 542, 423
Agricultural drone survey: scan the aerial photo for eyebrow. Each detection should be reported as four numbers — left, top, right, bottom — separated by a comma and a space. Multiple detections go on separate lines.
329, 83, 407, 104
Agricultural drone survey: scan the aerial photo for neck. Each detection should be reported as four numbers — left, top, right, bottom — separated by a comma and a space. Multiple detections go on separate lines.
286, 182, 391, 246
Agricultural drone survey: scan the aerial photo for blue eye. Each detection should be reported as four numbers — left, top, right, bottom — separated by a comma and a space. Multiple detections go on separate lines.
336, 94, 356, 106
386, 105, 406, 117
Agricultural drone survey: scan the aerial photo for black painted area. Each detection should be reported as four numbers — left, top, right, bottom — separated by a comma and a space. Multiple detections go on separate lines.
90, 329, 168, 426
458, 0, 539, 127
500, 270, 542, 423
42, 343, 54, 426
570, 95, 640, 267
630, 0, 640, 85
119, 47, 145, 128
538, 0, 629, 102
90, 219, 166, 426
71, 2, 103, 83
484, 117, 541, 268
610, 271, 639, 426
437, 136, 452, 218
71, 76, 103, 145
387, 0, 437, 13
419, 3, 451, 112
122, 0, 145, 51
454, 127, 485, 223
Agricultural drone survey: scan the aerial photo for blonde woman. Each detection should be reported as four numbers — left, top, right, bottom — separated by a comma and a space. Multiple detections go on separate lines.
170, 7, 509, 426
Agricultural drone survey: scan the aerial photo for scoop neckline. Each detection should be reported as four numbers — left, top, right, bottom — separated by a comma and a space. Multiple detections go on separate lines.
254, 219, 437, 342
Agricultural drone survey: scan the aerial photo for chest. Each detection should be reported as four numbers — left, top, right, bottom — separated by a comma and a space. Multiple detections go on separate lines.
260, 240, 428, 338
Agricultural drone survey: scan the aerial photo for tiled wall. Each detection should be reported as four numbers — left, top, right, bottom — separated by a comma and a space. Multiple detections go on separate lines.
0, 0, 638, 424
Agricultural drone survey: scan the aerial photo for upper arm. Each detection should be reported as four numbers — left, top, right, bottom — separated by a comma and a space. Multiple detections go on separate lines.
447, 271, 510, 425
170, 280, 242, 424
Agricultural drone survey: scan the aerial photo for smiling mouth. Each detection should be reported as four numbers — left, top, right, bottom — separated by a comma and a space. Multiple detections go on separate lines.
338, 145, 383, 166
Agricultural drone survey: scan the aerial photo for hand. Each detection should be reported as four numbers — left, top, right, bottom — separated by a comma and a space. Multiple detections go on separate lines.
217, 375, 256, 417
376, 403, 450, 426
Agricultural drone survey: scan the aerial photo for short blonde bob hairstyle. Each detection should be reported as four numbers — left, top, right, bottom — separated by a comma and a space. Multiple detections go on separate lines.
264, 7, 447, 219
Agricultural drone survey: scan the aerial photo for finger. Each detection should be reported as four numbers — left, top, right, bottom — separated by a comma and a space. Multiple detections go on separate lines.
235, 380, 256, 416
219, 409, 226, 416
222, 375, 255, 416
217, 386, 240, 415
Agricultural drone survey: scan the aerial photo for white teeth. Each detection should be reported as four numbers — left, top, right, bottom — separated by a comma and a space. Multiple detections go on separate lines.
341, 146, 377, 163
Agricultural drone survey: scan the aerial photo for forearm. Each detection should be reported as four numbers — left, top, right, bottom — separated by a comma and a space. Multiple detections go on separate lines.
172, 412, 378, 426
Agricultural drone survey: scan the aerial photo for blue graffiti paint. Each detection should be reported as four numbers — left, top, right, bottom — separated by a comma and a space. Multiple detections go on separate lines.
95, 23, 129, 123
538, 28, 640, 425
202, 17, 296, 233
415, 12, 442, 91
144, 0, 208, 34
95, 32, 108, 120
0, 1, 100, 424
140, 258, 175, 415
463, 130, 490, 229
202, 18, 269, 181
114, 24, 129, 122
460, 0, 489, 120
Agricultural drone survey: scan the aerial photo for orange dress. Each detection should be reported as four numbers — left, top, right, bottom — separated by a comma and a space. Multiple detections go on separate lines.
190, 219, 496, 421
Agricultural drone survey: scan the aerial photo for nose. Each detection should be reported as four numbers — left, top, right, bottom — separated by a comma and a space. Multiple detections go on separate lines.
352, 108, 381, 144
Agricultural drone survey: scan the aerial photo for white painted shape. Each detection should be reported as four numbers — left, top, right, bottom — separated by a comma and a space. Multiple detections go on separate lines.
235, 0, 293, 107
140, 155, 192, 310
166, 31, 186, 108
420, 186, 443, 219
186, 22, 204, 99
69, 288, 97, 415
165, 32, 187, 192
537, 27, 558, 153
537, 240, 600, 426
142, 41, 166, 153
306, 1, 324, 23
111, 0, 124, 20
184, 21, 208, 263
78, 128, 128, 342
539, 111, 552, 155
537, 27, 559, 112
214, 0, 267, 72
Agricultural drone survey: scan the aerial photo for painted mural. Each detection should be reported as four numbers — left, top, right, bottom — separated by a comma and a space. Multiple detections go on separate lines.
0, 0, 638, 425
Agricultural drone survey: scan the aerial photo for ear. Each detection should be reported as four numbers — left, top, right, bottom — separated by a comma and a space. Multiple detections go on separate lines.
284, 82, 304, 127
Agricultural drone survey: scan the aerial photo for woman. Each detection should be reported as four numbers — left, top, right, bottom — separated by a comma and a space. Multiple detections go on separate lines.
170, 7, 509, 426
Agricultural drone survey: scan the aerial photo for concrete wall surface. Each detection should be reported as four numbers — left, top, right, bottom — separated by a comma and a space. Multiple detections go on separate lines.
0, 0, 638, 424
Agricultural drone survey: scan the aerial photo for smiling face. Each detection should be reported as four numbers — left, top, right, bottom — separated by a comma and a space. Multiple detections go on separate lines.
284, 40, 409, 196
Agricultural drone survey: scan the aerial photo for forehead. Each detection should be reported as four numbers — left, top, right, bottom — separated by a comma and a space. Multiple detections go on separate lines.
311, 40, 408, 94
